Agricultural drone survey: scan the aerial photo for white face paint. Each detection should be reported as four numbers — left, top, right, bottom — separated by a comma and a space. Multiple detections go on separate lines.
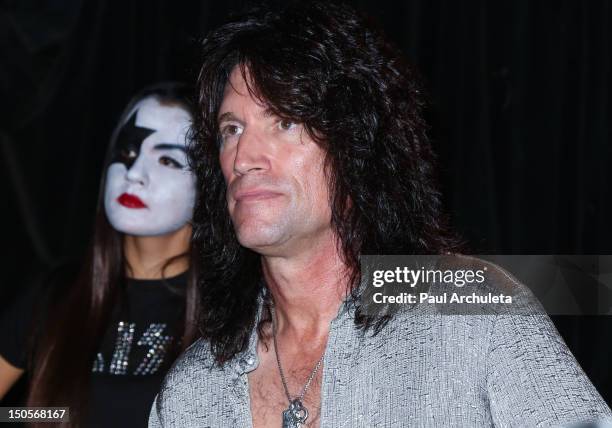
103, 97, 196, 236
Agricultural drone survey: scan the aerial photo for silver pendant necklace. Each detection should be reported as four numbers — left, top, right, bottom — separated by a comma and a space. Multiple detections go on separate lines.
271, 307, 324, 428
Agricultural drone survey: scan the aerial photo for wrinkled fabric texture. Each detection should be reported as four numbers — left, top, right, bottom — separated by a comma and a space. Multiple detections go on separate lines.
149, 272, 612, 428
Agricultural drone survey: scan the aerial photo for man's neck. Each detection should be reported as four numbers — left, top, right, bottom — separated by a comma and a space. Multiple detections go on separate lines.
262, 232, 348, 343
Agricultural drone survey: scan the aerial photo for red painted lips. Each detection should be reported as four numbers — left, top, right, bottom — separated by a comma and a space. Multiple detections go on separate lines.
117, 193, 147, 209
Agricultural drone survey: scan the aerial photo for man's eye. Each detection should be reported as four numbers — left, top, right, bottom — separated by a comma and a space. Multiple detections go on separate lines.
221, 124, 243, 138
278, 119, 296, 131
159, 156, 183, 169
120, 148, 138, 160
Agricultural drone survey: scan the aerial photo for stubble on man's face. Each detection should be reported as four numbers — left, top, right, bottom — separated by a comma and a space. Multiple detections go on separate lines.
217, 67, 332, 257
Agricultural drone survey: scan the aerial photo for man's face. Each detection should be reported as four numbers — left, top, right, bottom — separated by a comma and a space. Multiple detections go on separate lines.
104, 97, 196, 236
218, 67, 332, 256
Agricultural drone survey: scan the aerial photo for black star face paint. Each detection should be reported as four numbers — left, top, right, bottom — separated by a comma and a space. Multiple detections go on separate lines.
110, 111, 156, 169
103, 97, 196, 236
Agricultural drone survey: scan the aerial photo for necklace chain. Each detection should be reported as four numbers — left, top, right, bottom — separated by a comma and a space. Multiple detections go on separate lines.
271, 306, 325, 403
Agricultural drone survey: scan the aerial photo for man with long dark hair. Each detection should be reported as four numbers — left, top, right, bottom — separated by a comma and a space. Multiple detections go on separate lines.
150, 2, 611, 427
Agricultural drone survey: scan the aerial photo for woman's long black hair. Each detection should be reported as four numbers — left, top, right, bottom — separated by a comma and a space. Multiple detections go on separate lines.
26, 82, 200, 427
191, 2, 461, 365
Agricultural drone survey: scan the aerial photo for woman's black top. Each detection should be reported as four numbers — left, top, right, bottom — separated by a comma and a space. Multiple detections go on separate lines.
0, 272, 187, 428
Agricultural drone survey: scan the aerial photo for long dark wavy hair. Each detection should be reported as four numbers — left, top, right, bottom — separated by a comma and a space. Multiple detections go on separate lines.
191, 1, 461, 365
26, 82, 200, 427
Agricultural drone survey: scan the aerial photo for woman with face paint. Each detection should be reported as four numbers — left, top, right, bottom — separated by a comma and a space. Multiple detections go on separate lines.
0, 83, 200, 428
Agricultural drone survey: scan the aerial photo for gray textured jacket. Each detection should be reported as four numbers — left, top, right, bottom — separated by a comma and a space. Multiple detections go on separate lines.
150, 263, 612, 427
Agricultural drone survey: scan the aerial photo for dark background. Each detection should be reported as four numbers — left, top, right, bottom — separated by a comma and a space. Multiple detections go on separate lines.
1, 0, 610, 405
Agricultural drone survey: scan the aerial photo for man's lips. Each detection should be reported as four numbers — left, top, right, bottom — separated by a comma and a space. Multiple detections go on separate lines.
233, 188, 283, 203
117, 193, 147, 209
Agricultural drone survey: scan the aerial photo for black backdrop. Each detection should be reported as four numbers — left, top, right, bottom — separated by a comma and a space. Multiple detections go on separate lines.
1, 0, 610, 405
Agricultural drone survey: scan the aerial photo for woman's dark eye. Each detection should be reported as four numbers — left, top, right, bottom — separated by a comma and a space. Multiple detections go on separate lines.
159, 156, 183, 169
120, 148, 138, 160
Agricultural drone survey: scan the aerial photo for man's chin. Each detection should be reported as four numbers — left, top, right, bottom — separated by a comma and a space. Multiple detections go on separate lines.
235, 227, 286, 253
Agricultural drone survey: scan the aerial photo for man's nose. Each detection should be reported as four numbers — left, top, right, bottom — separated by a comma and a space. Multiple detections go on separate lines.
125, 155, 149, 186
233, 128, 270, 176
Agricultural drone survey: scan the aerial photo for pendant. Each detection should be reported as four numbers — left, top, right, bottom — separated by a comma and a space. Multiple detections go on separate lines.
281, 399, 308, 428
